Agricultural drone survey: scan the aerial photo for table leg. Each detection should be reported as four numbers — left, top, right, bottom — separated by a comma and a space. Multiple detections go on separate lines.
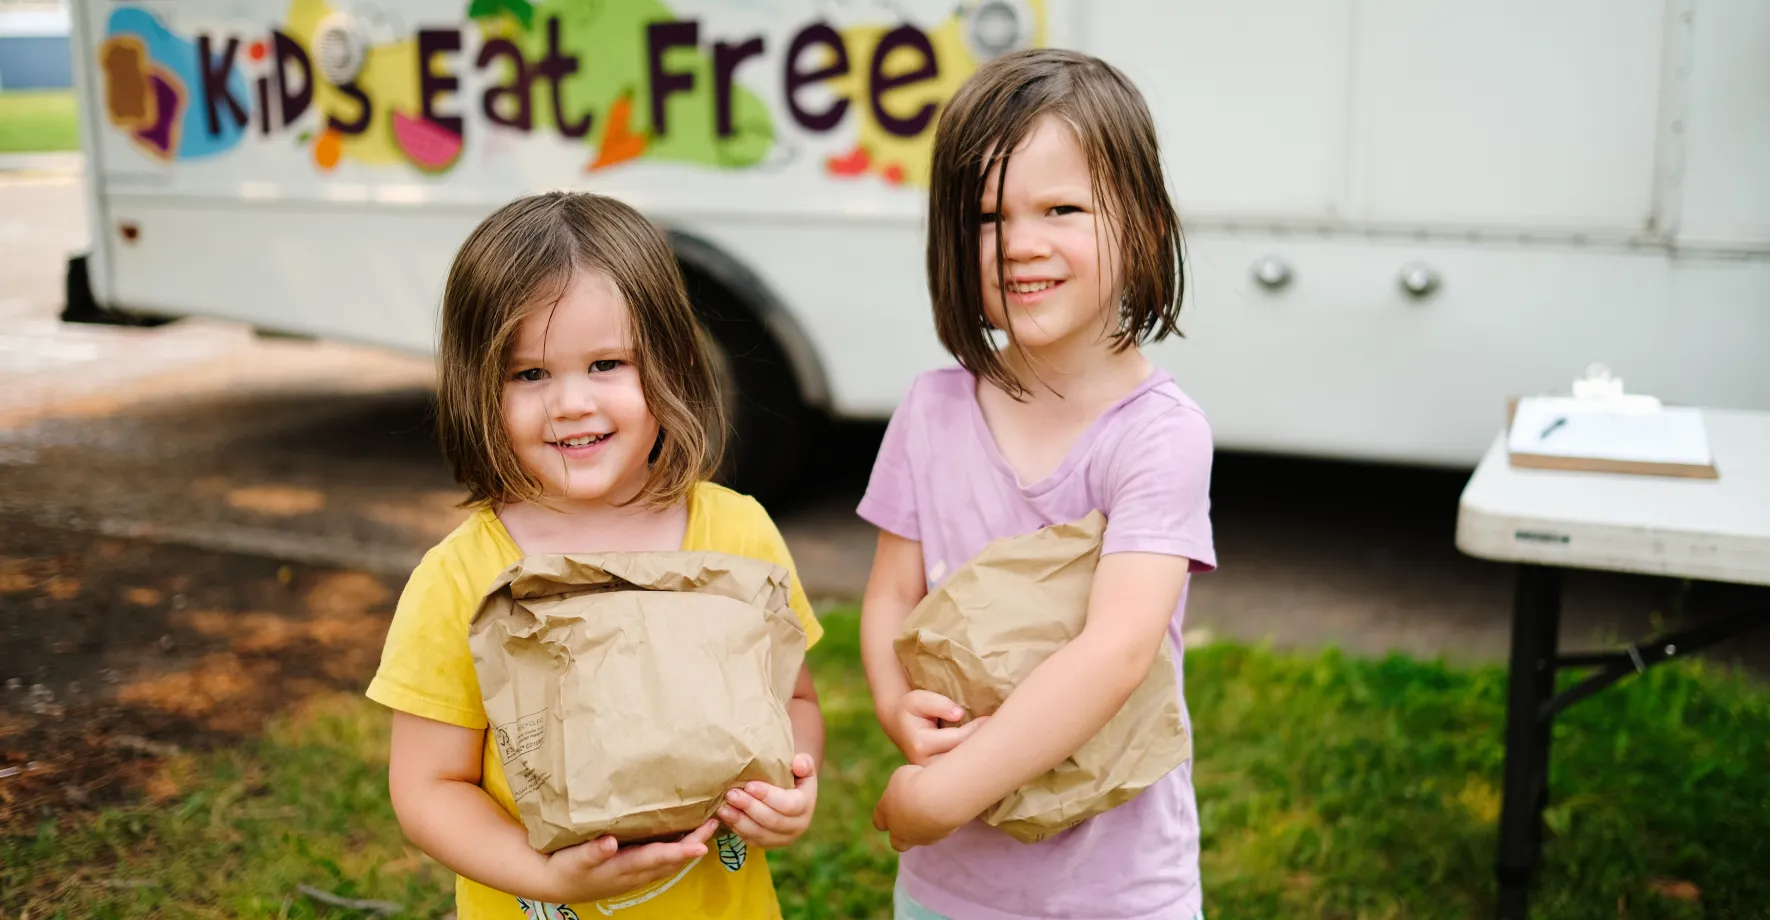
1495, 564, 1562, 920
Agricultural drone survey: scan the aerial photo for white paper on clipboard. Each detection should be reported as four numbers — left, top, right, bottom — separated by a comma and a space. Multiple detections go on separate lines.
1507, 397, 1713, 467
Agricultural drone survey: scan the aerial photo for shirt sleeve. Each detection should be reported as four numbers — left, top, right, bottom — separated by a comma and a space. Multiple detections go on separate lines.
855, 374, 922, 542
741, 496, 825, 651
365, 547, 490, 729
1100, 405, 1217, 572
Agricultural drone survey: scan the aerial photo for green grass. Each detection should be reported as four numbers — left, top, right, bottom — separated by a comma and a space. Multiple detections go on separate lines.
0, 89, 81, 153
1190, 644, 1770, 919
4, 609, 1767, 918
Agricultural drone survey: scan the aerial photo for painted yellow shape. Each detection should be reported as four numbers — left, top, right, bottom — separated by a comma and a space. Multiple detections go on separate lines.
284, 0, 421, 167
834, 2, 1046, 188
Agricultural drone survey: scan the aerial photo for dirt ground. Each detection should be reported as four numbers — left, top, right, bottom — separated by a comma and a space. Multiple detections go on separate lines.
0, 518, 401, 835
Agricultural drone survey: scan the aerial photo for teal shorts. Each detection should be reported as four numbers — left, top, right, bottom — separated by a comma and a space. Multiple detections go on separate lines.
894, 883, 1203, 920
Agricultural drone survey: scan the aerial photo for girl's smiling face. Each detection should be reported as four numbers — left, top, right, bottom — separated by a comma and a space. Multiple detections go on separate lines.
502, 269, 660, 508
979, 113, 1124, 362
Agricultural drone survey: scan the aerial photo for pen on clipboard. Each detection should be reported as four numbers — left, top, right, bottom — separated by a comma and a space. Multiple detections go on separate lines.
1539, 416, 1568, 440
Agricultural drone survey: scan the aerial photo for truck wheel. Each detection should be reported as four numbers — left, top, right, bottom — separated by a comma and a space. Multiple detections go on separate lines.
681, 266, 808, 507
60, 254, 176, 327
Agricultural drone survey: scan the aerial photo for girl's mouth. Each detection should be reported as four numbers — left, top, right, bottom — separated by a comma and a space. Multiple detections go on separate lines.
1005, 279, 1063, 304
552, 433, 612, 456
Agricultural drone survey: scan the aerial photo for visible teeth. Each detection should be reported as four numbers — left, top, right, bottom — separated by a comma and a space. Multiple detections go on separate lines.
560, 434, 604, 447
1009, 281, 1054, 293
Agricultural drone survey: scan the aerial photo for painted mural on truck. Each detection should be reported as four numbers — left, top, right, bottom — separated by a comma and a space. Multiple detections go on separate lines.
95, 0, 1045, 188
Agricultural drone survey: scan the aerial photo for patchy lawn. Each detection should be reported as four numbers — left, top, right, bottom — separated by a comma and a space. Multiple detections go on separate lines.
4, 587, 1767, 918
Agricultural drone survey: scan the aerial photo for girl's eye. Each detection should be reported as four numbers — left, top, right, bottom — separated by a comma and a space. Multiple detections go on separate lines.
979, 211, 1001, 225
512, 368, 547, 382
590, 359, 622, 373
1051, 205, 1082, 216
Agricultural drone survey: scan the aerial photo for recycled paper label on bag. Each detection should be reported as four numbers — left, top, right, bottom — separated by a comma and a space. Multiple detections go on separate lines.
506, 760, 552, 806
507, 762, 551, 801
494, 712, 547, 763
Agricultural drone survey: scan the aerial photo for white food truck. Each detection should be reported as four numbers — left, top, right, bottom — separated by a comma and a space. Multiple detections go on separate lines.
63, 0, 1770, 498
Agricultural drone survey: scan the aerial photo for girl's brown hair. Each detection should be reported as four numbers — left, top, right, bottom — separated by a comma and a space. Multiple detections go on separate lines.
436, 191, 723, 508
927, 48, 1185, 398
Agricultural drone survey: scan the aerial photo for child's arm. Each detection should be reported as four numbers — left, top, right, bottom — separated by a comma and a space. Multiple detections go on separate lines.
388, 711, 718, 902
719, 661, 823, 848
789, 661, 825, 768
859, 530, 990, 763
872, 551, 1190, 850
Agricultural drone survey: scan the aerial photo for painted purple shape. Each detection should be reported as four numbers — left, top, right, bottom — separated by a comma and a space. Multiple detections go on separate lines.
132, 71, 181, 158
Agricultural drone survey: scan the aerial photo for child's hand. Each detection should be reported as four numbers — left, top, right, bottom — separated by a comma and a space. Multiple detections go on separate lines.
719, 753, 818, 849
872, 764, 965, 852
538, 818, 718, 904
891, 690, 990, 765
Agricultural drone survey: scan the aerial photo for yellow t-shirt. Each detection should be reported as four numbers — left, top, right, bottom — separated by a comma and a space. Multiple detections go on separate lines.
366, 482, 823, 920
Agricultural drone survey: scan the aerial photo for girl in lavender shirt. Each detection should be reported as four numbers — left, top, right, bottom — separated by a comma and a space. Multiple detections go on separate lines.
858, 49, 1216, 920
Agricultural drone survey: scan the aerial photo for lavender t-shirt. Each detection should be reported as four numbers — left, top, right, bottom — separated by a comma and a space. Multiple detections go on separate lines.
857, 365, 1217, 920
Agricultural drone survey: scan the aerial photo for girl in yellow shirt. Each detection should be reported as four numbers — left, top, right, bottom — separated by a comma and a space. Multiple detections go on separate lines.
367, 192, 824, 920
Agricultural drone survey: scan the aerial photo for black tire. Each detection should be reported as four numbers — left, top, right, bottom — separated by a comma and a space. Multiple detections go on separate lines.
60, 254, 176, 327
679, 264, 808, 507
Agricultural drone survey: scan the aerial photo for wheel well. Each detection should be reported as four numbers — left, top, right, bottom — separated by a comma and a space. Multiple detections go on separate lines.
667, 231, 828, 412
671, 233, 827, 503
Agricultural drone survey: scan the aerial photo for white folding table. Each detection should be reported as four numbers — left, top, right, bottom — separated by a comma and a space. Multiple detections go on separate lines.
1456, 408, 1770, 919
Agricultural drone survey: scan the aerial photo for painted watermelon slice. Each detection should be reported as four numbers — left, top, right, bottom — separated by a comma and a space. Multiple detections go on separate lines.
391, 110, 463, 174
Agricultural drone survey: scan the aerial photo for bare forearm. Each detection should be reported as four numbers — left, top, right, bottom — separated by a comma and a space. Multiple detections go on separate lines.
395, 779, 554, 901
789, 697, 824, 766
922, 633, 1148, 819
860, 591, 916, 738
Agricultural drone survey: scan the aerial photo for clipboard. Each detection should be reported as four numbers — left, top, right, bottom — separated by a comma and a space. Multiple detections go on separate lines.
1505, 366, 1719, 480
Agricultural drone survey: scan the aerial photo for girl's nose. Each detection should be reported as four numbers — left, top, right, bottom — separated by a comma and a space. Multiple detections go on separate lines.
548, 373, 597, 419
1000, 217, 1051, 262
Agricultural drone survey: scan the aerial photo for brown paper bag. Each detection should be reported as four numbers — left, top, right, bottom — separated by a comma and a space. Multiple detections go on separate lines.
893, 511, 1190, 843
469, 551, 807, 854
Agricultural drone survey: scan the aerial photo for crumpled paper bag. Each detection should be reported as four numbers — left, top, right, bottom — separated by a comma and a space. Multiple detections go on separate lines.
469, 551, 806, 853
893, 510, 1190, 843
